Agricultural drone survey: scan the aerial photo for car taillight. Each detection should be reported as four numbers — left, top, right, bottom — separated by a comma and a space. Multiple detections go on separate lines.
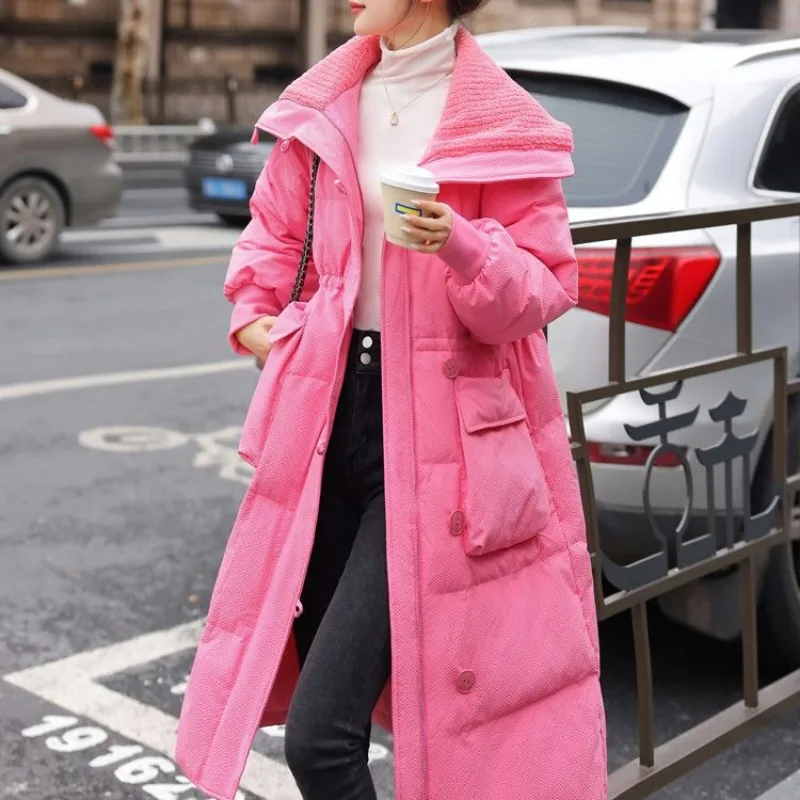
586, 441, 684, 468
90, 124, 115, 148
576, 246, 721, 332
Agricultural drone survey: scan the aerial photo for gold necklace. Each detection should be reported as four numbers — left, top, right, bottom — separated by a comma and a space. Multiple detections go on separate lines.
380, 68, 452, 127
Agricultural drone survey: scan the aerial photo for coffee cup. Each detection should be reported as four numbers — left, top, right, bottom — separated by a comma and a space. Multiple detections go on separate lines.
379, 164, 440, 249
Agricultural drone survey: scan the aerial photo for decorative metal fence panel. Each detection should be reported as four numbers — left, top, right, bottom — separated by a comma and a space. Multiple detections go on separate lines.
568, 198, 800, 799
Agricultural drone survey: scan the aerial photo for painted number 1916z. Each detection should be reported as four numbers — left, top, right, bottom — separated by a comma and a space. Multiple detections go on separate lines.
21, 715, 248, 800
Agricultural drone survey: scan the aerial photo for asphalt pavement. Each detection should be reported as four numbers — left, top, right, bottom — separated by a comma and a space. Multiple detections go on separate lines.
2, 165, 800, 800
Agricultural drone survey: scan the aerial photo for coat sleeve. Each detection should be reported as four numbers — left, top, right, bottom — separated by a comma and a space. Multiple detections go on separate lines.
439, 177, 578, 346
223, 137, 319, 355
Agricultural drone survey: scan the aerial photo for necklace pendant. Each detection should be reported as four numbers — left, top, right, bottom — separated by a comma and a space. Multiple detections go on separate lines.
389, 112, 399, 126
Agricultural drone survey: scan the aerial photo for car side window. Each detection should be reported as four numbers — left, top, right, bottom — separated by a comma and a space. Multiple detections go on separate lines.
0, 81, 27, 111
755, 85, 800, 195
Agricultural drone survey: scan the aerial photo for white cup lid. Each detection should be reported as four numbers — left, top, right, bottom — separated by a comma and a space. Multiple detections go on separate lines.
379, 163, 439, 194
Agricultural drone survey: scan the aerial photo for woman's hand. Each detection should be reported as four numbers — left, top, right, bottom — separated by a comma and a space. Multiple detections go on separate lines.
236, 316, 278, 363
400, 200, 453, 254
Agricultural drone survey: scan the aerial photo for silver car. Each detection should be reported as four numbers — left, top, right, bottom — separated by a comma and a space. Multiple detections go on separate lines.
479, 28, 800, 661
0, 69, 123, 264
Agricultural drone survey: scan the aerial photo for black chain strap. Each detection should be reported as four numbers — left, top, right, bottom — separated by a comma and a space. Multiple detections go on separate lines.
289, 153, 321, 304
254, 151, 320, 371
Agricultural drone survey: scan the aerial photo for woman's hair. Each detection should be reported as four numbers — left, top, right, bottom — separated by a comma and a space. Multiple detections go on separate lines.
447, 0, 488, 18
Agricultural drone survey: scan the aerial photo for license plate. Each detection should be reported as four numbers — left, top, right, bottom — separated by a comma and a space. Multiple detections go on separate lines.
202, 177, 248, 200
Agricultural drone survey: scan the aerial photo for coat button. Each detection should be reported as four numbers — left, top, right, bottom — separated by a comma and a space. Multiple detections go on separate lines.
280, 139, 291, 152
334, 179, 346, 194
443, 359, 460, 379
449, 511, 465, 535
317, 438, 327, 455
456, 670, 476, 693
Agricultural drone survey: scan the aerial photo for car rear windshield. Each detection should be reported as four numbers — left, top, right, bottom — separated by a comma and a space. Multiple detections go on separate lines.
509, 73, 689, 207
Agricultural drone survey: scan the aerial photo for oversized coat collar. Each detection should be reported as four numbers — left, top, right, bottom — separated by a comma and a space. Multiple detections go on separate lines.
256, 26, 574, 184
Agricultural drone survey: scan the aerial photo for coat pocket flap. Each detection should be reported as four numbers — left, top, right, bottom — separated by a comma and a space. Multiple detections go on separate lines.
267, 301, 308, 345
455, 372, 528, 435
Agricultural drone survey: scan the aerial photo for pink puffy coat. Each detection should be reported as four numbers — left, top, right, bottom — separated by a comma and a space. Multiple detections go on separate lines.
176, 27, 607, 800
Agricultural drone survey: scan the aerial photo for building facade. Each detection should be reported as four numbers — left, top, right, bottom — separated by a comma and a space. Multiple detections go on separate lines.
0, 0, 793, 123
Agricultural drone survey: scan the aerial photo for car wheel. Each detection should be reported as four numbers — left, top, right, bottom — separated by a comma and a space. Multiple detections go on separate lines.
0, 177, 65, 265
756, 397, 800, 669
217, 213, 248, 228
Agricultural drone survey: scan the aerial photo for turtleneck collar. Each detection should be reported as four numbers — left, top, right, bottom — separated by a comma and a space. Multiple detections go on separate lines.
378, 22, 458, 83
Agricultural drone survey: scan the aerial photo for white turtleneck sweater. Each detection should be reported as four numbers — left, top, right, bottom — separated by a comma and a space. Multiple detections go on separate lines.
353, 23, 458, 332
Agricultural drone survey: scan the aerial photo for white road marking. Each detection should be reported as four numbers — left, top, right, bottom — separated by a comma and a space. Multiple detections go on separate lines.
1, 782, 29, 797
153, 227, 241, 250
61, 229, 162, 244
0, 360, 252, 401
62, 226, 239, 250
79, 426, 192, 453
59, 224, 239, 261
4, 620, 301, 800
79, 425, 254, 486
100, 214, 220, 230
757, 770, 800, 799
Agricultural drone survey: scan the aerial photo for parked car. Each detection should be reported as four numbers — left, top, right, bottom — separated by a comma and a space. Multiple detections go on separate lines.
188, 28, 800, 661
478, 26, 800, 661
184, 127, 275, 226
0, 69, 123, 265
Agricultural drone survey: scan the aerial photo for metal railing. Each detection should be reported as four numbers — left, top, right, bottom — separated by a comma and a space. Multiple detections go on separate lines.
569, 197, 800, 799
112, 122, 217, 163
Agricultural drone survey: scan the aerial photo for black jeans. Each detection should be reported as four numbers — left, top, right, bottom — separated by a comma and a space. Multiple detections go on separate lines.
285, 330, 392, 800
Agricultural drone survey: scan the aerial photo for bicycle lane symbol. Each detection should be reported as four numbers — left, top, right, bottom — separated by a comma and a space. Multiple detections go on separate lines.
78, 425, 254, 486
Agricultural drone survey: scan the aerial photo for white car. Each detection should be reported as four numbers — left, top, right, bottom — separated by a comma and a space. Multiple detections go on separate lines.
480, 27, 800, 662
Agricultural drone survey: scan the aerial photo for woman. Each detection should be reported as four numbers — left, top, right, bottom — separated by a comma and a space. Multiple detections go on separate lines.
176, 1, 607, 799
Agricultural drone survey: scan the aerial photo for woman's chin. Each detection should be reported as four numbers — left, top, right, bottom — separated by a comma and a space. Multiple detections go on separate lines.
352, 14, 385, 36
